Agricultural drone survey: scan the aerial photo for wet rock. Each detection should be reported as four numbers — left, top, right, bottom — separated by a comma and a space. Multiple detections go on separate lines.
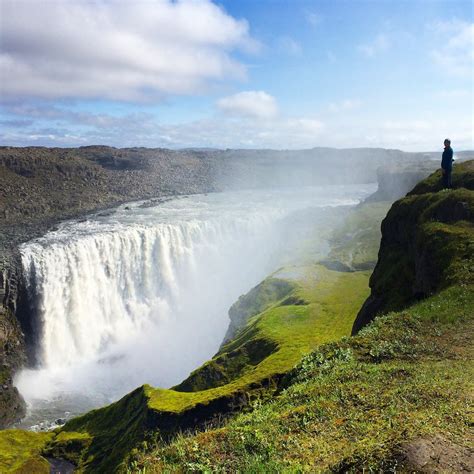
47, 457, 76, 474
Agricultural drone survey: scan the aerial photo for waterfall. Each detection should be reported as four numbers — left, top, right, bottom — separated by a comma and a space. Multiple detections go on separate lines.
21, 217, 276, 369
15, 186, 374, 426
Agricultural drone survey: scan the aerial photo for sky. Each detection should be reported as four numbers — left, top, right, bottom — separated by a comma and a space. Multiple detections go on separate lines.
0, 0, 472, 151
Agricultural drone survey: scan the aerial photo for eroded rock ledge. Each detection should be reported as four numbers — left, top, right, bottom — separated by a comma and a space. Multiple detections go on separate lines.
352, 160, 474, 334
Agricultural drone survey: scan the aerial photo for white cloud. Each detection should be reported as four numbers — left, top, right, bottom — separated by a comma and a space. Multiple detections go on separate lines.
360, 118, 473, 150
328, 99, 362, 113
217, 91, 278, 119
430, 20, 474, 77
4, 104, 474, 151
0, 102, 325, 149
119, 115, 324, 149
3, 97, 472, 152
0, 0, 258, 102
358, 34, 389, 58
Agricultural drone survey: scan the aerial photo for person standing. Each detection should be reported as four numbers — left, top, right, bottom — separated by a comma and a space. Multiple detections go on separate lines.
441, 138, 454, 189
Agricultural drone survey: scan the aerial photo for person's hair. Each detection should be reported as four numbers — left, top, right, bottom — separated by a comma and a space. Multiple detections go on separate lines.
444, 138, 451, 145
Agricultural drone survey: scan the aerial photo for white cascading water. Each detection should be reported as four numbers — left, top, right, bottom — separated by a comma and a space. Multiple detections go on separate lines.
15, 185, 374, 428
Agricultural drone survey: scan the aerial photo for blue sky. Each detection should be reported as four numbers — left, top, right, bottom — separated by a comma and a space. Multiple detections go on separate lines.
0, 0, 472, 150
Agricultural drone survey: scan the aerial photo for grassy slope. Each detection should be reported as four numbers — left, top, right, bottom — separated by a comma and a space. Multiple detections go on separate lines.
142, 266, 370, 413
171, 268, 369, 395
409, 159, 474, 195
131, 285, 474, 472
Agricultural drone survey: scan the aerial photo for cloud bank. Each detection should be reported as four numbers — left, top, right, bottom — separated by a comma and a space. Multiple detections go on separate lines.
217, 91, 278, 119
0, 0, 256, 102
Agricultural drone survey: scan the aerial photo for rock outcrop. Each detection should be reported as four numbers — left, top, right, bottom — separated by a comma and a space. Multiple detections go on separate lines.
365, 161, 438, 203
352, 160, 474, 334
221, 278, 296, 346
0, 251, 27, 427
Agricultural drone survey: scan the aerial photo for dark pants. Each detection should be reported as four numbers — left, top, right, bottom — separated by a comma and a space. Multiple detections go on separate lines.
442, 169, 452, 188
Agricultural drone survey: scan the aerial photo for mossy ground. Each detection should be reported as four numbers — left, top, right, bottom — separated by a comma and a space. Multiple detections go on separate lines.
130, 285, 474, 472
409, 159, 474, 195
0, 430, 53, 473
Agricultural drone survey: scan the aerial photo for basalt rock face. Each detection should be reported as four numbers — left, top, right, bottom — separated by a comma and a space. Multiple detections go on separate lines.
352, 161, 474, 334
365, 162, 438, 203
0, 253, 27, 427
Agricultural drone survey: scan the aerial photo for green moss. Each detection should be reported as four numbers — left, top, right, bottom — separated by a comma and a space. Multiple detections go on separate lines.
42, 431, 92, 466
173, 337, 278, 392
409, 160, 474, 195
174, 277, 298, 393
364, 186, 474, 316
146, 266, 370, 410
419, 220, 474, 288
222, 277, 297, 344
0, 430, 53, 473
58, 386, 150, 472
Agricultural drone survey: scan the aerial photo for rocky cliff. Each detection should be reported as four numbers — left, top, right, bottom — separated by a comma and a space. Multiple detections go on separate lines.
365, 161, 438, 203
352, 160, 474, 334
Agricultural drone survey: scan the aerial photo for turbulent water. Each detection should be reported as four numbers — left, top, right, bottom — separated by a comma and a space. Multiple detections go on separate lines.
16, 185, 374, 429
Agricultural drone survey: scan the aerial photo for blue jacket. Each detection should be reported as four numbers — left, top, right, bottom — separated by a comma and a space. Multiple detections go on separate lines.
441, 147, 453, 171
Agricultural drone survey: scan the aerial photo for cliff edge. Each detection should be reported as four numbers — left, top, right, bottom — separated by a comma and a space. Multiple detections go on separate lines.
352, 160, 474, 334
